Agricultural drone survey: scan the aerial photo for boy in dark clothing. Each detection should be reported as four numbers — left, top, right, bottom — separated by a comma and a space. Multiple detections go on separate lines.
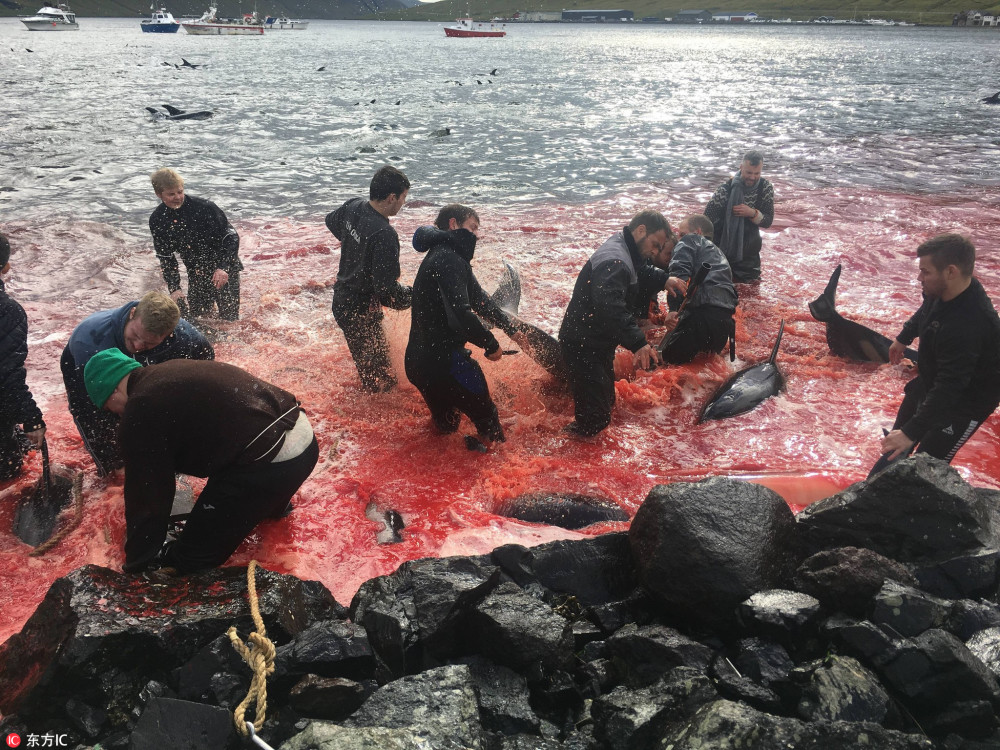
874, 234, 1000, 475
658, 214, 738, 364
0, 232, 45, 480
85, 352, 318, 574
326, 166, 412, 393
405, 205, 525, 449
149, 168, 243, 320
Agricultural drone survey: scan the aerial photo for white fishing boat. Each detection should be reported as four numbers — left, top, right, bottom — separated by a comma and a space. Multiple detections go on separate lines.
20, 3, 78, 30
444, 18, 506, 38
262, 15, 308, 29
141, 7, 180, 33
182, 7, 264, 35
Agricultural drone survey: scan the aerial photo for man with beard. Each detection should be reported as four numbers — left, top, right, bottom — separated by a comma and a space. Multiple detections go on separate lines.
704, 150, 774, 283
873, 234, 1000, 475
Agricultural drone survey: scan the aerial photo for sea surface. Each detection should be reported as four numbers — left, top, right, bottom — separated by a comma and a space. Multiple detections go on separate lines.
1, 18, 999, 643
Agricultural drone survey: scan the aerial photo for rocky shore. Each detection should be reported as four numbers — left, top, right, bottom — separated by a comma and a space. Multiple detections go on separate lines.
2, 454, 1000, 749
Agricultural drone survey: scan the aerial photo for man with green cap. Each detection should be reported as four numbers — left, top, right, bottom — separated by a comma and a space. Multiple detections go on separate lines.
85, 350, 318, 574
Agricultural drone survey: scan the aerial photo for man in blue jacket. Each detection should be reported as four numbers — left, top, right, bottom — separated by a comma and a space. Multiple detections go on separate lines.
875, 234, 1000, 473
0, 232, 45, 481
61, 291, 214, 476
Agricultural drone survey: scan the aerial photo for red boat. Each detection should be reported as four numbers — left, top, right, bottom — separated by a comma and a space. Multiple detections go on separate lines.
444, 18, 506, 37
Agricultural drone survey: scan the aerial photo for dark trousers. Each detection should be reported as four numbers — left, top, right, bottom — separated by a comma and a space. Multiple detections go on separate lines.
660, 306, 735, 365
561, 340, 616, 437
332, 298, 395, 393
162, 437, 319, 573
405, 348, 505, 442
731, 235, 762, 283
188, 270, 240, 320
0, 423, 23, 481
61, 347, 123, 477
868, 377, 990, 477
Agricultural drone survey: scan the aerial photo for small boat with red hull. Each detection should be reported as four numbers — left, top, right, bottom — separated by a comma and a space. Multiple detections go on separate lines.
444, 18, 506, 38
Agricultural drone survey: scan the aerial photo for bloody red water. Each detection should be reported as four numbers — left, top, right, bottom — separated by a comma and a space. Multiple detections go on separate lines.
1, 183, 998, 644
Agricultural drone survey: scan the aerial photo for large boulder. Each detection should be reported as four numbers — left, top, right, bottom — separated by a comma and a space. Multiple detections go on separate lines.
793, 547, 918, 616
0, 565, 342, 730
796, 456, 999, 562
628, 478, 800, 630
795, 655, 893, 724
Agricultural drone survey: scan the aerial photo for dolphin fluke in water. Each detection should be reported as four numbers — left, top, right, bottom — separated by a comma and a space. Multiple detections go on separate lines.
699, 321, 786, 422
491, 261, 521, 317
494, 492, 628, 530
809, 264, 917, 364
146, 104, 214, 121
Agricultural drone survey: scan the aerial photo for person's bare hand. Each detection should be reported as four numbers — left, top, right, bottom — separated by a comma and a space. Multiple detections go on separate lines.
633, 343, 661, 371
880, 429, 915, 461
888, 340, 906, 365
24, 426, 45, 449
212, 269, 229, 289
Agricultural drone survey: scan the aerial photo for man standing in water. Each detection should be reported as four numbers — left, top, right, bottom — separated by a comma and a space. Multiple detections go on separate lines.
326, 166, 412, 393
874, 234, 1000, 474
62, 291, 213, 477
704, 150, 774, 283
0, 232, 46, 481
559, 211, 686, 437
84, 351, 318, 574
149, 168, 243, 320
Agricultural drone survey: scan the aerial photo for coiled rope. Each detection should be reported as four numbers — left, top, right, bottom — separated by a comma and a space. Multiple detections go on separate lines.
228, 560, 276, 737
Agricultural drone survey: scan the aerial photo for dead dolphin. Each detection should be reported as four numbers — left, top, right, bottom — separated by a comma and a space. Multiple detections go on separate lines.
809, 265, 917, 364
699, 320, 786, 422
365, 502, 405, 544
495, 492, 628, 530
146, 104, 214, 121
491, 260, 521, 316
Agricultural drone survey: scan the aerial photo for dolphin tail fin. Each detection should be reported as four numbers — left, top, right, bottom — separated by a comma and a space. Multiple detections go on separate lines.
768, 320, 785, 365
808, 264, 842, 322
491, 261, 521, 317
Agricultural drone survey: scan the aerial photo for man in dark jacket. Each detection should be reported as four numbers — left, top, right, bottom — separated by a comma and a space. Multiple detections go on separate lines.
62, 291, 213, 476
0, 232, 45, 481
149, 168, 243, 320
704, 150, 774, 283
405, 205, 526, 450
658, 214, 738, 364
559, 211, 686, 437
84, 351, 318, 574
875, 234, 1000, 473
326, 166, 412, 393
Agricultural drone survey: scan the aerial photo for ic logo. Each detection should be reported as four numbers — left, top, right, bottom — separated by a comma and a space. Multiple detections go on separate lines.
6, 734, 21, 748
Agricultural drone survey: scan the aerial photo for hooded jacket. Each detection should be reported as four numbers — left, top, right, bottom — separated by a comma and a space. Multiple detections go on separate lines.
668, 233, 738, 312
0, 278, 44, 432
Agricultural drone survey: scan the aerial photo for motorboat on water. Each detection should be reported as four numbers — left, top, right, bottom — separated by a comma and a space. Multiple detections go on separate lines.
20, 4, 78, 30
182, 7, 264, 35
262, 15, 308, 29
141, 7, 180, 33
444, 18, 506, 38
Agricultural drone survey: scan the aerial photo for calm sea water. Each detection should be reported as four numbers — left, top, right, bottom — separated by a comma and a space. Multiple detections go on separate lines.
1, 19, 999, 642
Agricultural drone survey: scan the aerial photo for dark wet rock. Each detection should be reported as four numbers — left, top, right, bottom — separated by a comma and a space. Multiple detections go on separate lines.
606, 623, 713, 687
737, 589, 822, 643
794, 546, 919, 616
273, 619, 374, 684
795, 655, 893, 724
65, 698, 107, 738
280, 722, 450, 749
349, 554, 500, 681
872, 580, 953, 637
579, 657, 618, 698
342, 663, 483, 748
490, 735, 564, 750
911, 548, 1000, 600
579, 639, 607, 662
590, 667, 716, 750
492, 533, 637, 606
966, 627, 1000, 681
950, 600, 1000, 640
287, 675, 370, 720
570, 619, 603, 650
731, 637, 794, 689
660, 698, 936, 748
629, 478, 800, 631
530, 669, 586, 733
175, 634, 250, 708
0, 564, 341, 728
129, 697, 235, 750
796, 456, 999, 563
709, 655, 784, 714
466, 582, 574, 673
822, 616, 897, 662
586, 592, 655, 635
462, 656, 539, 736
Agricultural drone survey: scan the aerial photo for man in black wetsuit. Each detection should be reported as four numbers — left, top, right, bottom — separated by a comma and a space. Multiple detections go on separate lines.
704, 150, 774, 283
326, 166, 412, 393
149, 168, 243, 320
0, 232, 45, 481
658, 214, 738, 364
874, 234, 1000, 474
405, 205, 526, 451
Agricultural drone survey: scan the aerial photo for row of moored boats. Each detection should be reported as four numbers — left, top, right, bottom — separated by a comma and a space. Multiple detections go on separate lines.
19, 4, 309, 33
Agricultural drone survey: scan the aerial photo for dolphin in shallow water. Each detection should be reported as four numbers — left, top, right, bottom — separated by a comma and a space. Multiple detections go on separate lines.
494, 492, 628, 530
809, 264, 917, 364
699, 321, 786, 422
146, 104, 214, 121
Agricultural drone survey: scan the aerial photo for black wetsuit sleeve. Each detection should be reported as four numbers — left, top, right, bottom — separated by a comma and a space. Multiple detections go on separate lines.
0, 300, 44, 431
897, 298, 928, 346
325, 205, 346, 240
901, 324, 983, 440
593, 260, 647, 353
667, 241, 696, 281
206, 201, 241, 275
371, 229, 412, 310
437, 254, 500, 354
150, 213, 182, 293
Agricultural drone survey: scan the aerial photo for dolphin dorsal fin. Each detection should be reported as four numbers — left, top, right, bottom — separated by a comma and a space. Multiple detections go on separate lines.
824, 264, 842, 303
769, 320, 785, 365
